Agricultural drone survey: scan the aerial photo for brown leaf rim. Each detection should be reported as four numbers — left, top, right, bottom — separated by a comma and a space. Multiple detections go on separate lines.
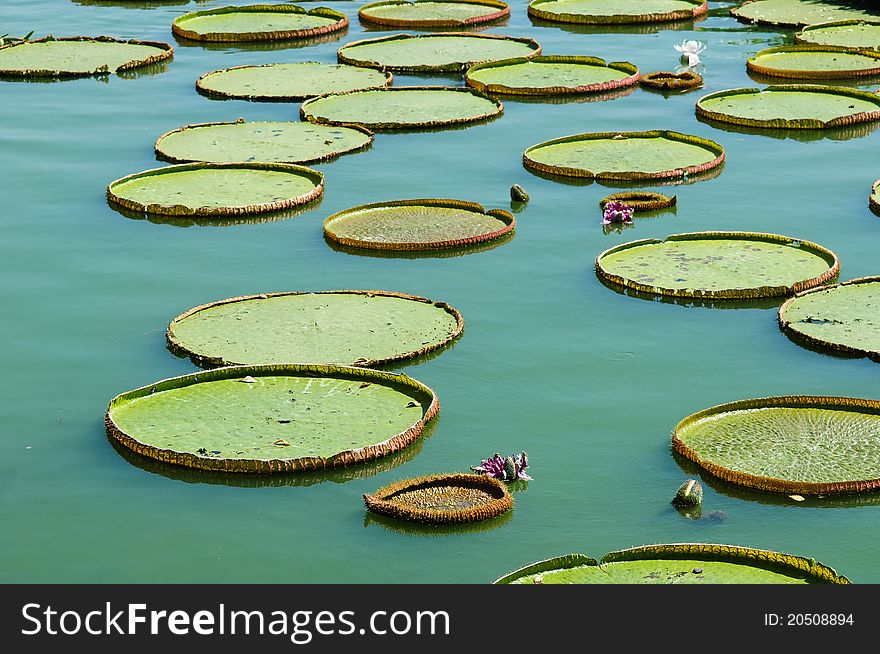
528, 0, 707, 25
171, 5, 349, 43
465, 55, 639, 96
747, 44, 880, 79
358, 0, 510, 28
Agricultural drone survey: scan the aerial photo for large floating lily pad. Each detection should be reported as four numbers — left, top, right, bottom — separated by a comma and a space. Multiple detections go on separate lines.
167, 290, 464, 368
105, 364, 439, 473
494, 544, 849, 584
596, 231, 839, 299
359, 0, 510, 27
300, 86, 502, 130
796, 20, 880, 51
527, 0, 708, 24
154, 120, 373, 165
107, 162, 324, 217
732, 0, 879, 28
196, 62, 392, 102
523, 130, 724, 182
672, 396, 880, 494
465, 55, 638, 96
696, 85, 880, 129
778, 277, 880, 360
364, 473, 513, 524
0, 36, 173, 77
172, 4, 349, 42
337, 32, 540, 73
324, 198, 514, 251
747, 45, 880, 79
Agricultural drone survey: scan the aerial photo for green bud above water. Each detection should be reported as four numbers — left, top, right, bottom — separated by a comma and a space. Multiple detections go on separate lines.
510, 184, 529, 203
672, 479, 703, 508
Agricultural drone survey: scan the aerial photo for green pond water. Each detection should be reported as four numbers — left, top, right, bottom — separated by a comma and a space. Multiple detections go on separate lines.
2, 0, 880, 584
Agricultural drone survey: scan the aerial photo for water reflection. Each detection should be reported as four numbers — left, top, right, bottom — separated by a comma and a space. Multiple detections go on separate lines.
528, 15, 705, 36
695, 112, 880, 141
72, 0, 190, 6
746, 69, 880, 90
172, 29, 348, 53
0, 59, 171, 83
494, 84, 637, 106
596, 275, 785, 310
526, 163, 724, 188
324, 231, 514, 259
113, 196, 324, 228
363, 506, 513, 537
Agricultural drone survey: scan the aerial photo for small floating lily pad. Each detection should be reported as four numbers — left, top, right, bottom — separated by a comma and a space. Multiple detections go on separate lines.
494, 544, 849, 584
696, 85, 880, 129
672, 395, 880, 494
465, 55, 638, 95
599, 191, 676, 212
154, 120, 373, 165
796, 20, 880, 51
778, 277, 880, 360
106, 364, 438, 473
167, 290, 464, 368
364, 473, 513, 524
359, 0, 510, 27
337, 32, 540, 73
324, 198, 514, 251
196, 62, 392, 102
0, 36, 173, 77
107, 162, 324, 217
596, 231, 839, 299
732, 0, 879, 28
747, 45, 880, 79
527, 0, 708, 24
172, 4, 349, 43
300, 86, 502, 130
523, 130, 724, 182
639, 70, 703, 91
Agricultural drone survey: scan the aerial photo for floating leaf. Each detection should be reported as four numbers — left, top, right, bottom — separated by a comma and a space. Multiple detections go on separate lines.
465, 55, 638, 96
747, 45, 880, 80
358, 0, 510, 28
796, 19, 880, 51
172, 4, 349, 43
0, 36, 172, 77
732, 0, 879, 28
527, 0, 708, 25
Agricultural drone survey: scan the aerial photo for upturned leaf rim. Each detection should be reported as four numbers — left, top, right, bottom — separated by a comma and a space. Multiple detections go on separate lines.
171, 4, 349, 43
527, 0, 708, 25
358, 0, 510, 28
747, 44, 880, 80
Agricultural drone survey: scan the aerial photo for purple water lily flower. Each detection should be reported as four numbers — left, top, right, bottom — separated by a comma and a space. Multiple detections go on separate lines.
471, 451, 532, 482
602, 201, 634, 226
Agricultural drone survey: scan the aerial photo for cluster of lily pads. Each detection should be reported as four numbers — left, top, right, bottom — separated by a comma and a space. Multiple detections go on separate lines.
13, 0, 880, 584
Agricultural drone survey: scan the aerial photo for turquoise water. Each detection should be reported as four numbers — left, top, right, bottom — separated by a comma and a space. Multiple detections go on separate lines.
2, 1, 880, 583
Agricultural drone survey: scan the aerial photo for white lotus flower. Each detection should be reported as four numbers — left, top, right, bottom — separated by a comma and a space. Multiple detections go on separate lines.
674, 39, 706, 67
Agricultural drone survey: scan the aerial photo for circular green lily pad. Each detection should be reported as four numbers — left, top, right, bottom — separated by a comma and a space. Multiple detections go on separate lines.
494, 544, 849, 584
171, 4, 349, 43
105, 364, 439, 473
337, 32, 541, 74
778, 277, 880, 360
596, 231, 840, 300
364, 473, 513, 524
796, 20, 880, 51
672, 395, 880, 494
747, 45, 880, 80
359, 0, 510, 27
324, 199, 514, 251
464, 55, 638, 96
300, 86, 502, 130
696, 85, 880, 129
107, 162, 324, 217
154, 120, 373, 165
527, 0, 708, 24
599, 191, 676, 212
732, 0, 879, 28
167, 290, 464, 368
195, 62, 392, 102
0, 36, 173, 77
523, 130, 725, 182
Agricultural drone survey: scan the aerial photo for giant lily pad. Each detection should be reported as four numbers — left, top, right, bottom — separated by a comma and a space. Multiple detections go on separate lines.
107, 162, 324, 217
300, 86, 502, 130
154, 120, 373, 165
465, 55, 638, 96
596, 231, 839, 299
494, 544, 849, 584
0, 36, 173, 77
778, 277, 880, 360
527, 0, 708, 24
732, 0, 879, 28
171, 4, 349, 42
672, 395, 880, 494
359, 0, 510, 27
364, 473, 513, 524
796, 20, 880, 51
747, 45, 880, 80
167, 290, 464, 368
105, 364, 439, 473
696, 85, 880, 129
337, 32, 540, 73
523, 130, 724, 182
196, 62, 392, 102
323, 198, 514, 251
